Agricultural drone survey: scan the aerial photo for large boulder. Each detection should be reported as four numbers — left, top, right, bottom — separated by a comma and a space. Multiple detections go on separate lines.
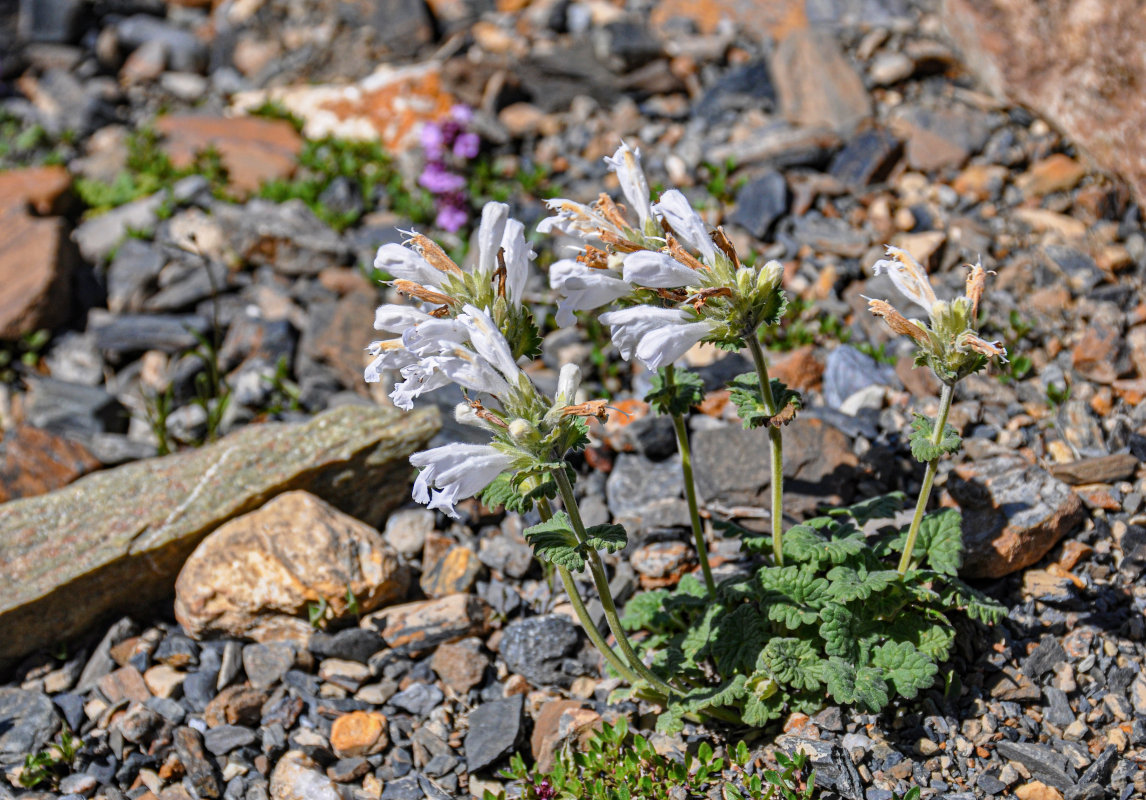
0, 405, 438, 666
175, 491, 409, 644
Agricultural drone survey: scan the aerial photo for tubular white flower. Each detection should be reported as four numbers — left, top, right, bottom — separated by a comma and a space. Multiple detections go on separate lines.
634, 319, 717, 370
537, 199, 624, 240
756, 260, 784, 294
476, 202, 509, 276
555, 363, 582, 406
374, 243, 442, 288
400, 318, 467, 356
364, 340, 417, 384
389, 361, 454, 410
549, 259, 632, 326
621, 250, 703, 288
374, 305, 433, 333
458, 304, 522, 384
500, 218, 533, 303
872, 246, 939, 314
410, 443, 514, 518
605, 141, 654, 230
653, 189, 716, 265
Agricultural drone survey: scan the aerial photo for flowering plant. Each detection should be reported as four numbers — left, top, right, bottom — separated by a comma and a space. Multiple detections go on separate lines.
365, 150, 1009, 729
418, 105, 481, 232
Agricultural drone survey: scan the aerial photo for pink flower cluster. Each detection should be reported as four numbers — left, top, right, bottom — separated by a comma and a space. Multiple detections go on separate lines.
418, 105, 481, 232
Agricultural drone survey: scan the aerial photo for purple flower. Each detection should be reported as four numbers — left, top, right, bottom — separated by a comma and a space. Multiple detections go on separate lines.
435, 203, 468, 232
420, 122, 445, 159
419, 161, 466, 194
449, 104, 473, 125
453, 131, 480, 159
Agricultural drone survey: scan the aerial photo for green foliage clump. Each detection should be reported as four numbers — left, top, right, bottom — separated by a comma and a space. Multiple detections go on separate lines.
0, 111, 75, 169
0, 329, 50, 384
621, 495, 1005, 730
484, 718, 814, 800
19, 729, 82, 789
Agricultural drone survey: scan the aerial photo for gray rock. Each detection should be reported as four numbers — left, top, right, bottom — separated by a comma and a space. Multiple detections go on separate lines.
0, 688, 60, 768
115, 15, 207, 73
500, 615, 583, 687
88, 309, 211, 354
23, 376, 126, 437
793, 213, 870, 258
308, 628, 385, 664
58, 773, 98, 795
1023, 636, 1066, 678
389, 683, 444, 716
477, 532, 533, 579
728, 171, 788, 239
0, 405, 438, 667
776, 736, 862, 800
606, 453, 683, 517
772, 27, 870, 132
363, 0, 433, 57
593, 21, 662, 72
146, 696, 185, 725
1043, 246, 1105, 293
829, 127, 902, 189
18, 0, 85, 42
383, 508, 434, 559
1044, 687, 1075, 727
75, 616, 138, 694
693, 59, 776, 119
892, 104, 996, 171
106, 232, 164, 313
1074, 746, 1118, 793
213, 200, 349, 276
995, 741, 1074, 791
175, 727, 223, 799
73, 191, 168, 263
204, 724, 257, 756
243, 643, 295, 690
44, 332, 104, 386
823, 345, 900, 410
464, 695, 524, 773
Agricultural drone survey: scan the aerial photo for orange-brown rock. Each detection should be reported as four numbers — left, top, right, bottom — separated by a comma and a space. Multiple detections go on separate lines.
943, 0, 1146, 204
770, 345, 825, 392
650, 0, 805, 39
330, 710, 388, 758
772, 27, 870, 133
309, 292, 377, 392
0, 166, 72, 215
430, 638, 489, 695
1016, 154, 1088, 197
0, 425, 101, 503
362, 594, 490, 656
1071, 323, 1125, 384
0, 205, 75, 339
154, 115, 302, 197
530, 700, 602, 772
175, 491, 409, 643
231, 62, 454, 151
203, 686, 269, 728
420, 538, 484, 598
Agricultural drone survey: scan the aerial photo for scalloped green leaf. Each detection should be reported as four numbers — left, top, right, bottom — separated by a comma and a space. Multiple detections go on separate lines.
823, 657, 889, 712
872, 640, 938, 699
909, 414, 962, 462
584, 523, 628, 553
727, 373, 802, 429
646, 366, 706, 416
783, 525, 867, 567
938, 576, 1007, 623
818, 602, 862, 661
826, 492, 907, 526
711, 604, 768, 674
621, 589, 671, 632
824, 565, 899, 603
758, 638, 822, 691
888, 509, 963, 575
523, 512, 583, 571
887, 611, 957, 662
757, 565, 831, 629
680, 674, 748, 713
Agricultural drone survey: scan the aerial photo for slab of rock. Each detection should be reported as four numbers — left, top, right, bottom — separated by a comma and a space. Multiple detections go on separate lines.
231, 62, 453, 149
363, 593, 490, 656
948, 453, 1086, 579
465, 695, 524, 773
0, 688, 60, 767
0, 425, 101, 502
175, 491, 409, 642
155, 115, 303, 197
1049, 454, 1138, 486
271, 750, 342, 800
500, 615, 584, 688
0, 204, 75, 339
0, 405, 438, 666
772, 27, 870, 133
943, 0, 1146, 204
0, 165, 72, 215
212, 199, 349, 276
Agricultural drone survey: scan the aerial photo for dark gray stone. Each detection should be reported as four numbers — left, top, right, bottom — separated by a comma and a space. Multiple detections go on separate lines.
389, 683, 444, 717
605, 453, 683, 517
995, 741, 1074, 791
115, 15, 207, 73
693, 59, 776, 118
619, 414, 678, 461
182, 669, 219, 713
365, 0, 433, 57
203, 724, 257, 756
464, 695, 524, 773
1044, 687, 1075, 727
381, 776, 424, 800
822, 345, 900, 410
593, 21, 662, 71
1075, 745, 1118, 790
18, 0, 86, 42
829, 127, 902, 189
327, 756, 370, 782
213, 200, 349, 276
308, 628, 385, 664
976, 773, 1007, 795
154, 633, 199, 668
1023, 636, 1066, 678
53, 693, 85, 733
500, 615, 582, 688
728, 171, 789, 239
76, 617, 138, 693
793, 213, 870, 258
243, 643, 295, 690
23, 377, 127, 437
477, 534, 533, 580
0, 689, 60, 767
146, 696, 186, 725
175, 726, 223, 799
1043, 246, 1105, 293
89, 310, 211, 354
106, 239, 165, 314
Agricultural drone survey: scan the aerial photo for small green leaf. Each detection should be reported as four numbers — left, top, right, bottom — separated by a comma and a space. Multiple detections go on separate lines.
938, 576, 1007, 623
909, 414, 962, 462
887, 611, 956, 662
646, 366, 706, 416
872, 640, 938, 699
584, 523, 628, 553
818, 603, 862, 661
758, 565, 831, 629
711, 604, 768, 674
680, 674, 748, 713
824, 565, 898, 602
823, 657, 889, 712
524, 512, 584, 571
759, 638, 822, 691
727, 373, 802, 429
887, 509, 963, 575
826, 492, 907, 526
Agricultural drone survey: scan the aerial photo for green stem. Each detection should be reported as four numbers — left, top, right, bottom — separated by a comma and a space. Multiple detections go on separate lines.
898, 382, 955, 576
538, 498, 642, 687
552, 468, 678, 697
664, 365, 716, 598
745, 335, 786, 566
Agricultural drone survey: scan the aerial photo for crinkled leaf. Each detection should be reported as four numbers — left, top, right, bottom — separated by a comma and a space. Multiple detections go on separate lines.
818, 603, 862, 661
824, 565, 899, 603
759, 638, 822, 691
887, 611, 956, 662
823, 657, 889, 713
742, 686, 786, 727
711, 604, 768, 674
872, 640, 938, 699
713, 516, 772, 554
621, 589, 671, 632
646, 367, 706, 416
826, 492, 907, 527
728, 373, 803, 429
888, 509, 963, 575
680, 674, 748, 714
680, 604, 722, 664
758, 565, 830, 629
480, 468, 561, 514
584, 523, 627, 553
783, 525, 866, 568
938, 576, 1006, 624
864, 584, 911, 620
523, 512, 583, 571
655, 704, 686, 735
909, 414, 962, 462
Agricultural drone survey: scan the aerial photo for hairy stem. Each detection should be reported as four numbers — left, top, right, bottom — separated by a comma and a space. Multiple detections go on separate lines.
664, 365, 716, 598
552, 468, 678, 697
746, 335, 786, 566
537, 498, 641, 686
898, 382, 955, 575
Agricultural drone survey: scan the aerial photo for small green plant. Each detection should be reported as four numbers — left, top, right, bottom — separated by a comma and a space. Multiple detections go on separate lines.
468, 155, 556, 206
261, 355, 303, 415
308, 598, 329, 628
701, 157, 745, 206
484, 718, 814, 800
142, 385, 176, 457
0, 111, 74, 168
19, 729, 82, 789
1046, 380, 1071, 408
0, 329, 50, 383
246, 99, 306, 132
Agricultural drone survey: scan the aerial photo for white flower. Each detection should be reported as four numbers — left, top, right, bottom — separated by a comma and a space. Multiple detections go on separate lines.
604, 141, 654, 230
549, 259, 632, 327
373, 242, 442, 288
653, 190, 716, 265
555, 363, 582, 406
364, 339, 417, 384
374, 305, 433, 334
600, 306, 718, 370
872, 246, 939, 314
477, 201, 508, 277
410, 443, 514, 518
621, 250, 703, 288
536, 199, 624, 240
500, 217, 532, 303
458, 304, 522, 383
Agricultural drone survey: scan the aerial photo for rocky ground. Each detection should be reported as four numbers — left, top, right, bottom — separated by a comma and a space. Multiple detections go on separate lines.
2, 0, 1146, 798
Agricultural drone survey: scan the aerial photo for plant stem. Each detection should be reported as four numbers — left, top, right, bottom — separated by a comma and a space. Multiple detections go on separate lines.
664, 365, 716, 598
746, 334, 786, 566
537, 498, 642, 687
552, 468, 678, 697
898, 382, 955, 575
